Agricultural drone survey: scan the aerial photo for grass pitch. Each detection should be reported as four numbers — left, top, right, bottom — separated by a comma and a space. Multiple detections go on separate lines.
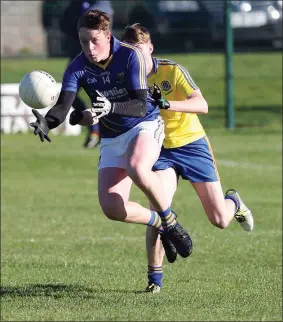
1, 53, 282, 321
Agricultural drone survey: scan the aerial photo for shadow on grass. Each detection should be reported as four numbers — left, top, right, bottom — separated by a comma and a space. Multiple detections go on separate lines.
1, 283, 146, 299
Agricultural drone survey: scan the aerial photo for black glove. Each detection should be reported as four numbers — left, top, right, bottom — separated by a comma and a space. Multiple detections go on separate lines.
29, 109, 51, 142
149, 83, 170, 109
69, 109, 84, 125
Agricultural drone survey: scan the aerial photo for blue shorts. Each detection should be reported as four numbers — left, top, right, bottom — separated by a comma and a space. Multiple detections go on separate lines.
153, 136, 220, 183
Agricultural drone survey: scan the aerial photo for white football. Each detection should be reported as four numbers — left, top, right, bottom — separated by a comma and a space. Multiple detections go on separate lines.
19, 70, 58, 109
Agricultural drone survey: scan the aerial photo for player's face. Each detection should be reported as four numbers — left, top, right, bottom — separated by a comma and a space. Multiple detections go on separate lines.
133, 42, 154, 75
79, 28, 111, 63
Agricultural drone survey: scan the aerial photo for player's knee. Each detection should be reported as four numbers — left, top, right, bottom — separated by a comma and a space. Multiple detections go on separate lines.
214, 220, 228, 229
208, 214, 229, 229
99, 200, 126, 222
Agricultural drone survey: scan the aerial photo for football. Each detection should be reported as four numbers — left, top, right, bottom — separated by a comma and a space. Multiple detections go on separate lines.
19, 70, 58, 109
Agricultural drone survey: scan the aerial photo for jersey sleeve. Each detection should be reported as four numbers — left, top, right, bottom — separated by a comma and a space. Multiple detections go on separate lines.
176, 64, 199, 97
125, 49, 148, 91
61, 63, 81, 93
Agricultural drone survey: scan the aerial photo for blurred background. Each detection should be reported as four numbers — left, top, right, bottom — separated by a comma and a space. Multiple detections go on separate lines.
1, 0, 282, 57
1, 0, 282, 135
1, 0, 282, 134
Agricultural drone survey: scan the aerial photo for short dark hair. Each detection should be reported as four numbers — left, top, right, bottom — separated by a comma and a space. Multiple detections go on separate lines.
122, 23, 151, 44
77, 10, 111, 33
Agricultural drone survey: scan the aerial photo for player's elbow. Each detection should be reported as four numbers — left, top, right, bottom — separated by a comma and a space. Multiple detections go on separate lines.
201, 99, 208, 114
138, 112, 146, 117
139, 108, 147, 117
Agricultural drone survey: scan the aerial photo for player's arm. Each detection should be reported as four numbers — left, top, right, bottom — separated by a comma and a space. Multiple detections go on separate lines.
167, 89, 208, 114
151, 65, 208, 114
111, 48, 148, 116
30, 90, 76, 142
30, 65, 79, 142
110, 89, 147, 117
90, 88, 147, 118
45, 90, 76, 128
70, 87, 147, 126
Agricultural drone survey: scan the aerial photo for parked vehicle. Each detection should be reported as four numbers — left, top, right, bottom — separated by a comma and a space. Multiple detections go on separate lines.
118, 0, 282, 51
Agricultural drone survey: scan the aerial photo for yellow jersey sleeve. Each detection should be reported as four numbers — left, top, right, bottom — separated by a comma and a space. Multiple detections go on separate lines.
148, 58, 206, 148
176, 64, 199, 98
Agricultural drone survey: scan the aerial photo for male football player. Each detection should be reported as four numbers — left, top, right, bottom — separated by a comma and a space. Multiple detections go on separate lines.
122, 23, 254, 293
29, 11, 193, 260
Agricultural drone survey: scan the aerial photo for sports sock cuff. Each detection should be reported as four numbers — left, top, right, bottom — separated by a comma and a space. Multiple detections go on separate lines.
147, 210, 157, 226
148, 270, 163, 287
148, 265, 162, 271
157, 207, 171, 218
225, 194, 239, 212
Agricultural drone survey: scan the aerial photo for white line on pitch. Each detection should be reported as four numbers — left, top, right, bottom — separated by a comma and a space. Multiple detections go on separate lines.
217, 159, 281, 171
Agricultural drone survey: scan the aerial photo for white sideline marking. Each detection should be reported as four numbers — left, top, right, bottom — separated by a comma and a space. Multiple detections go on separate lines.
217, 159, 281, 171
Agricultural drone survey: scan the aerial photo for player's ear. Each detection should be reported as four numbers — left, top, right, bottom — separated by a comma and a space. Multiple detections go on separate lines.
106, 31, 111, 42
149, 43, 154, 54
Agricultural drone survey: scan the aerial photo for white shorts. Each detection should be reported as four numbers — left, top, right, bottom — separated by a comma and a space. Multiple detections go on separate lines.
98, 118, 164, 170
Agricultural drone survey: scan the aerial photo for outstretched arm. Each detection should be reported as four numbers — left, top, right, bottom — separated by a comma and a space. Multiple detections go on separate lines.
30, 90, 76, 142
45, 90, 76, 129
167, 89, 208, 114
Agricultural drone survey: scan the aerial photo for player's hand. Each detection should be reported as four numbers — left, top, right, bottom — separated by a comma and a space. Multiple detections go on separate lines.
69, 109, 84, 125
29, 109, 51, 143
70, 109, 98, 126
149, 83, 170, 109
91, 90, 113, 119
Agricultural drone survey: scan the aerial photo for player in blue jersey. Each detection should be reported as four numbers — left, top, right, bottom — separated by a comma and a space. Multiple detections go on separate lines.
29, 10, 193, 260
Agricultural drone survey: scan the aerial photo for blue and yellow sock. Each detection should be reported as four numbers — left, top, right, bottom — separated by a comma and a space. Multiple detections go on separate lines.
148, 265, 163, 288
147, 210, 163, 231
158, 207, 176, 230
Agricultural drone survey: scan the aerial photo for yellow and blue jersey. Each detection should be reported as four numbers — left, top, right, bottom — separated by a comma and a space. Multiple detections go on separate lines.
148, 57, 206, 148
150, 58, 219, 182
61, 36, 159, 138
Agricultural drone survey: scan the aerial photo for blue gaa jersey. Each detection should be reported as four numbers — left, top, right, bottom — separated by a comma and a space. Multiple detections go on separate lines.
61, 36, 159, 138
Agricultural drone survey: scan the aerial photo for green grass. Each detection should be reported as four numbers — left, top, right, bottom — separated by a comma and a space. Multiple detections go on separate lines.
1, 53, 282, 321
1, 129, 282, 321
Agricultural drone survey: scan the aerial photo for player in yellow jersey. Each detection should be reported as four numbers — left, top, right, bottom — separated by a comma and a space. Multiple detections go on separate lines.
122, 23, 254, 293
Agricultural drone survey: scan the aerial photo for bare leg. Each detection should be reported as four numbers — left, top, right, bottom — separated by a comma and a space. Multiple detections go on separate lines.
98, 167, 155, 224
192, 181, 236, 229
145, 168, 178, 290
127, 133, 170, 212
